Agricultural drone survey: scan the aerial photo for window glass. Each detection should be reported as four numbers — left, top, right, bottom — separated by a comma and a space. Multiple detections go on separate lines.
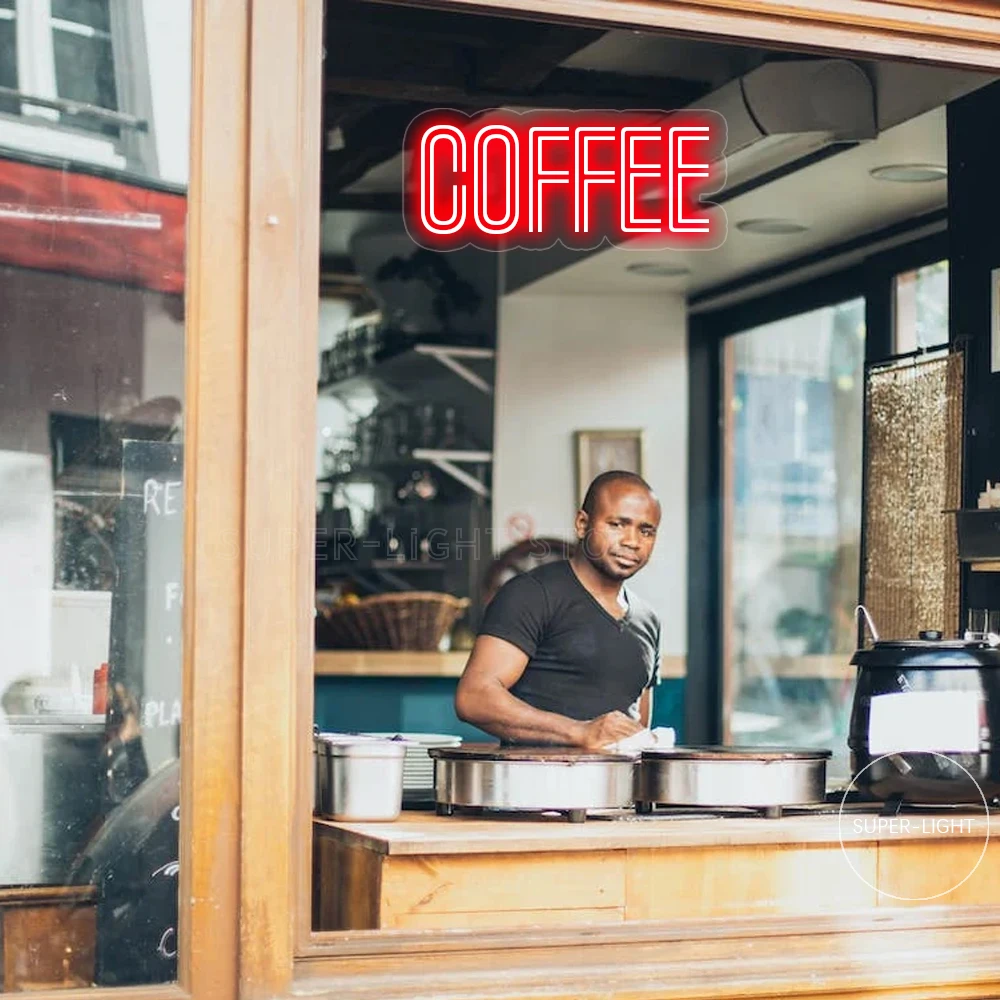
895, 259, 949, 353
0, 5, 17, 117
51, 0, 111, 31
53, 28, 117, 110
723, 298, 865, 781
0, 1, 186, 185
0, 1, 190, 991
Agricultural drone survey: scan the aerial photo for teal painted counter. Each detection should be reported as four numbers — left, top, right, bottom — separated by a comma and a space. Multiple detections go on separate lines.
314, 676, 686, 741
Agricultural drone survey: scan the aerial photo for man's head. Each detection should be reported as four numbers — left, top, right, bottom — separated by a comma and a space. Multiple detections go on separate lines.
575, 471, 661, 582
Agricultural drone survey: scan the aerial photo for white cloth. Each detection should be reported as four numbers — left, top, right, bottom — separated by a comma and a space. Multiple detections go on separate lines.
604, 726, 676, 754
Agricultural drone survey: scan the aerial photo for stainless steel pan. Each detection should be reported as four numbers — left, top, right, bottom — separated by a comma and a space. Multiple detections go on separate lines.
635, 746, 831, 812
430, 745, 635, 821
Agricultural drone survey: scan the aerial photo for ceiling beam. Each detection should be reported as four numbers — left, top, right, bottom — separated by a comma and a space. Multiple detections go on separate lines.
322, 102, 421, 199
323, 192, 403, 212
326, 0, 533, 51
471, 25, 604, 92
325, 69, 708, 111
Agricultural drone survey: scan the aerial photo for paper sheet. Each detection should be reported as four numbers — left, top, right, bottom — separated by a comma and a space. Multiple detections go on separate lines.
868, 690, 980, 755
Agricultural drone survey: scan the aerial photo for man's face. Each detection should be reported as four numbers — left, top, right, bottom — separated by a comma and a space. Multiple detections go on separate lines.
575, 483, 661, 581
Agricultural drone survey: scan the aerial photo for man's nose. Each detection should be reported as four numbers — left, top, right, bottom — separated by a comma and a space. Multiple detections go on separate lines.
621, 528, 640, 549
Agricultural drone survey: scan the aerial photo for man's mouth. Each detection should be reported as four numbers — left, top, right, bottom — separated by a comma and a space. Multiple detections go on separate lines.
611, 553, 640, 568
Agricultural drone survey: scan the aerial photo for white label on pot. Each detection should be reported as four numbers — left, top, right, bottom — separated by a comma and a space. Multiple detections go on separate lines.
868, 691, 980, 754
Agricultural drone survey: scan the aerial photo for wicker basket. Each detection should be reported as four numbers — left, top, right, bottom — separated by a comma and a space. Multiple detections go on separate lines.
316, 591, 470, 651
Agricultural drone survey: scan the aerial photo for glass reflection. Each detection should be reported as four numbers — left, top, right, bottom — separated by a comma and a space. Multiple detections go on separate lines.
0, 1, 189, 990
723, 299, 866, 782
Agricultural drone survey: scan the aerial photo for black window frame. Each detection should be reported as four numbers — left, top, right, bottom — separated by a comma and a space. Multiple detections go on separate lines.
685, 223, 949, 744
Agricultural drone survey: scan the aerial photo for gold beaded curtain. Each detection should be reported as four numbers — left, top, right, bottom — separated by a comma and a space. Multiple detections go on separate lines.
862, 350, 964, 641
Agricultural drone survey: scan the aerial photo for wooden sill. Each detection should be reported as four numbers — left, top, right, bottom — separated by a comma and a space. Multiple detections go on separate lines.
315, 650, 469, 677
315, 651, 690, 679
313, 652, 852, 681
291, 905, 1000, 1000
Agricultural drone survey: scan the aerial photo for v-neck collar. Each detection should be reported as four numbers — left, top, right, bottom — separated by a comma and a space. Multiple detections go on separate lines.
566, 560, 631, 628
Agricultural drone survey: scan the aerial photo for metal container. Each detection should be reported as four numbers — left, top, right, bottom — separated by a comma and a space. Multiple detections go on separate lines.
314, 734, 407, 821
430, 745, 636, 821
635, 746, 831, 811
848, 612, 1000, 803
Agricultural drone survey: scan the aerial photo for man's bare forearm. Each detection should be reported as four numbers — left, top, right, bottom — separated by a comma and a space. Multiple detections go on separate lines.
457, 681, 584, 745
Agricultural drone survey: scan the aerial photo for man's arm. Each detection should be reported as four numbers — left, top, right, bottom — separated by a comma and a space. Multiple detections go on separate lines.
455, 635, 642, 748
639, 687, 653, 729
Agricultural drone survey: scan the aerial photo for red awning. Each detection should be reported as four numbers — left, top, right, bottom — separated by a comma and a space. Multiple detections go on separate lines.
0, 156, 186, 294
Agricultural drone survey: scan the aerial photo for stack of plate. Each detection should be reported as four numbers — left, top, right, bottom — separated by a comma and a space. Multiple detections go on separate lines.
363, 732, 462, 804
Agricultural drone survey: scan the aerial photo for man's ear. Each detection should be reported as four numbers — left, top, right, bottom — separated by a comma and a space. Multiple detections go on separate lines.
574, 509, 589, 540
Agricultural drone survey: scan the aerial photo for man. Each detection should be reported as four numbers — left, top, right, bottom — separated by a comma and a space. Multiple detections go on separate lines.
455, 470, 662, 749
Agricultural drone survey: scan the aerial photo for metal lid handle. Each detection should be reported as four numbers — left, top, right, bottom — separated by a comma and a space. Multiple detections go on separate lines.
855, 604, 880, 648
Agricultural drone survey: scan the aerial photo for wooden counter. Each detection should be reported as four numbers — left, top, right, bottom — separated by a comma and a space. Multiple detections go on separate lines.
313, 810, 1000, 932
0, 885, 96, 991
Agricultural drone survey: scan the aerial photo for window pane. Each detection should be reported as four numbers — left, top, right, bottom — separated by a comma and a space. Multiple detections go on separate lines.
51, 0, 111, 32
54, 30, 117, 110
894, 259, 949, 353
723, 298, 865, 782
0, 19, 18, 116
0, 3, 190, 992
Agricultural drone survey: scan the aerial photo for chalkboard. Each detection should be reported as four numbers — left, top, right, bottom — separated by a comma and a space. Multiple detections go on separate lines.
108, 439, 183, 772
74, 439, 183, 985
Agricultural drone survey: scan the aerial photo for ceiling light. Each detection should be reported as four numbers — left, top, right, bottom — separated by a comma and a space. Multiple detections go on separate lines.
870, 164, 947, 183
625, 262, 690, 278
736, 218, 809, 236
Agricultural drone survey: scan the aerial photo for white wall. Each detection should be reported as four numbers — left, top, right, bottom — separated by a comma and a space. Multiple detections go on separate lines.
492, 291, 688, 656
142, 0, 192, 185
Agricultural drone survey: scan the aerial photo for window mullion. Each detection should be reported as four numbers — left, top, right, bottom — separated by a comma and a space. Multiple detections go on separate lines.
14, 0, 57, 115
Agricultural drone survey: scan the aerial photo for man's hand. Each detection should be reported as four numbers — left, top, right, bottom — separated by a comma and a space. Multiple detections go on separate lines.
574, 711, 644, 750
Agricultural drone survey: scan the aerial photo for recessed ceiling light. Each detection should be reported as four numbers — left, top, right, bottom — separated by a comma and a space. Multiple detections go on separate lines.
625, 262, 690, 277
736, 218, 810, 236
870, 164, 947, 183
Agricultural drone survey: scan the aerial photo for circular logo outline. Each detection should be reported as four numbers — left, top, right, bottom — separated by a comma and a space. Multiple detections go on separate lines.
837, 751, 990, 901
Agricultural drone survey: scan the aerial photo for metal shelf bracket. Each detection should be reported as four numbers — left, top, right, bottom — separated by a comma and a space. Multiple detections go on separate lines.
413, 344, 494, 395
412, 448, 492, 498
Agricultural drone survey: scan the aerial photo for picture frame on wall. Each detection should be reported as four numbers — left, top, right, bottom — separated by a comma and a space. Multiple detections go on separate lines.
574, 429, 645, 505
991, 266, 1000, 374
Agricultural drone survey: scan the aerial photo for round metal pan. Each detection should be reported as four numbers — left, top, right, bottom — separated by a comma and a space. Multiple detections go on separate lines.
635, 745, 831, 809
429, 744, 636, 818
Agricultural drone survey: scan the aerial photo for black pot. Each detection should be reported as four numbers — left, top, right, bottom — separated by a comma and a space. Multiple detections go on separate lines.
848, 629, 1000, 803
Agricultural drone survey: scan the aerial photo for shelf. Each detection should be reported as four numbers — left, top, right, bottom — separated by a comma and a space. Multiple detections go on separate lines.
318, 343, 495, 412
324, 559, 448, 573
319, 450, 493, 497
314, 651, 688, 680
315, 649, 469, 678
953, 508, 1000, 564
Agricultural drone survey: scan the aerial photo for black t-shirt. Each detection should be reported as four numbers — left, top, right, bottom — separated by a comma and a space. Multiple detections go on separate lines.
477, 560, 662, 723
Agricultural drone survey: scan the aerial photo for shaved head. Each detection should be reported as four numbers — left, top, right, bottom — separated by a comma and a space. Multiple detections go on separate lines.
581, 470, 656, 517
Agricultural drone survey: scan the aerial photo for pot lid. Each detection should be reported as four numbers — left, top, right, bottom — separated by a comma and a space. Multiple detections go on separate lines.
427, 743, 635, 763
314, 733, 411, 757
640, 745, 831, 761
851, 630, 1000, 668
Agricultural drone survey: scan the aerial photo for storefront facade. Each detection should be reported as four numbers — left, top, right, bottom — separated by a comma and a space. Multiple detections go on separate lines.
5, 1, 1000, 999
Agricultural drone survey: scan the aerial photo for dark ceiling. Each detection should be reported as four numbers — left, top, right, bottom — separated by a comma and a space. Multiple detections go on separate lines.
321, 0, 720, 215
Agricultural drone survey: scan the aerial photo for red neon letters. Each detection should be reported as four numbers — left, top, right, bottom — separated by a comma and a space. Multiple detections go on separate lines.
403, 110, 727, 252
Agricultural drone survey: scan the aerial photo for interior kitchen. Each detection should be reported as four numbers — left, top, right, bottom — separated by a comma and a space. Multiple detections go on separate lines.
310, 1, 1000, 939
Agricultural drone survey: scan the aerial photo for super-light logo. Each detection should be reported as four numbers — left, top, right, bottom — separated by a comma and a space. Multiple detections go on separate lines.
402, 108, 727, 252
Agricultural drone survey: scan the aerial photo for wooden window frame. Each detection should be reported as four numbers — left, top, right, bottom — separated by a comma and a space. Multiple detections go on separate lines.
24, 1, 997, 999
268, 3, 1000, 999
